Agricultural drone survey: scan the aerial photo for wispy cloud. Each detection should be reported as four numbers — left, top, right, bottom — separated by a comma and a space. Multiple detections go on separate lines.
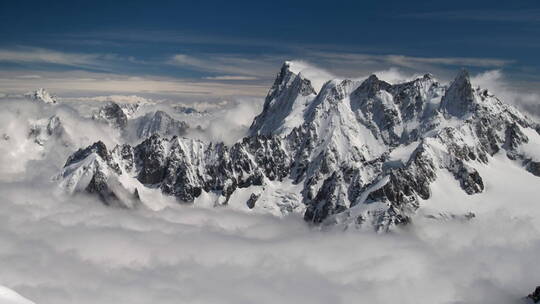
0, 44, 528, 102
169, 51, 513, 87
204, 75, 259, 80
169, 53, 282, 77
471, 69, 540, 119
308, 51, 512, 69
0, 47, 101, 68
0, 70, 268, 99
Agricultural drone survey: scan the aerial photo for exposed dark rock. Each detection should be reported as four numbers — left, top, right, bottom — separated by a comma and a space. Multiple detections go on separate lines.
526, 161, 540, 177
93, 102, 128, 129
65, 141, 108, 166
304, 172, 348, 223
440, 69, 475, 118
505, 123, 529, 151
448, 159, 484, 195
85, 163, 118, 205
528, 286, 540, 303
246, 193, 260, 209
134, 134, 167, 185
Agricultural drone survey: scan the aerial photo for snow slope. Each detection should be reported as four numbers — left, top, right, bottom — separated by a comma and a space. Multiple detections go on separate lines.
0, 286, 34, 304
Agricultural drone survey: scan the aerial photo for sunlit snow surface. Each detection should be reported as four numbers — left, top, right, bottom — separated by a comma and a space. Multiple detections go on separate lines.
0, 151, 539, 304
0, 286, 34, 304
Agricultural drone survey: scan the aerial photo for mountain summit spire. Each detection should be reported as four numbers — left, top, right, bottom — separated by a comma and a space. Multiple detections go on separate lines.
249, 61, 317, 136
440, 69, 476, 118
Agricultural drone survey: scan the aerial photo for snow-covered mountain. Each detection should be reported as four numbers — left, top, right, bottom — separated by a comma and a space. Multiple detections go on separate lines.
24, 88, 58, 104
58, 61, 540, 231
130, 110, 189, 140
92, 102, 190, 141
92, 102, 129, 129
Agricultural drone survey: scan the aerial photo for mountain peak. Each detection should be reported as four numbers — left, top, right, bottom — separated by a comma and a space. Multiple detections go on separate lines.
423, 73, 434, 80
354, 74, 391, 97
440, 69, 475, 118
455, 68, 470, 81
249, 61, 317, 136
282, 61, 300, 75
25, 88, 58, 104
366, 74, 379, 82
92, 102, 128, 129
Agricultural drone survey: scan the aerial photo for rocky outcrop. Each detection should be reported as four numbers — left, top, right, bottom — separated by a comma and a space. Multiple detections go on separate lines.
246, 193, 260, 209
440, 69, 475, 118
528, 286, 540, 303
526, 161, 540, 177
92, 102, 128, 129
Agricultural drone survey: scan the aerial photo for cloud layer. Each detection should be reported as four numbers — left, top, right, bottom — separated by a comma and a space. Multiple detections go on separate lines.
0, 174, 539, 304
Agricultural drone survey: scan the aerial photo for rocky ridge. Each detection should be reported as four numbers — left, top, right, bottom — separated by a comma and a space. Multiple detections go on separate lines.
59, 61, 540, 231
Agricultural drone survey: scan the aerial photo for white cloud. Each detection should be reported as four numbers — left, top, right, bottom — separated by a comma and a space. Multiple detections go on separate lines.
204, 75, 259, 80
169, 53, 282, 77
370, 67, 421, 84
471, 70, 540, 119
15, 75, 42, 79
68, 95, 155, 104
0, 174, 539, 304
181, 98, 263, 145
0, 70, 269, 99
384, 54, 511, 68
309, 51, 512, 68
0, 47, 102, 68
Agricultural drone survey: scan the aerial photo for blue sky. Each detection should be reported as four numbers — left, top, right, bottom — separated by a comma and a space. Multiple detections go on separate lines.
0, 0, 539, 99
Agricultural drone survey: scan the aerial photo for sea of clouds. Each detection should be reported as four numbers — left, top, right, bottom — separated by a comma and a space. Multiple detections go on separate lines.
1, 177, 539, 304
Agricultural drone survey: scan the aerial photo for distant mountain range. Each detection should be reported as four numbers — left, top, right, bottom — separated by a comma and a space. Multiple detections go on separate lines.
56, 61, 540, 231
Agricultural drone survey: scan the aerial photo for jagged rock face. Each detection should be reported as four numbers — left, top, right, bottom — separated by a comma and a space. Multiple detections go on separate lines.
93, 102, 128, 129
246, 193, 260, 209
134, 135, 168, 184
60, 133, 291, 204
119, 103, 140, 118
440, 69, 475, 118
65, 141, 121, 174
60, 62, 540, 231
